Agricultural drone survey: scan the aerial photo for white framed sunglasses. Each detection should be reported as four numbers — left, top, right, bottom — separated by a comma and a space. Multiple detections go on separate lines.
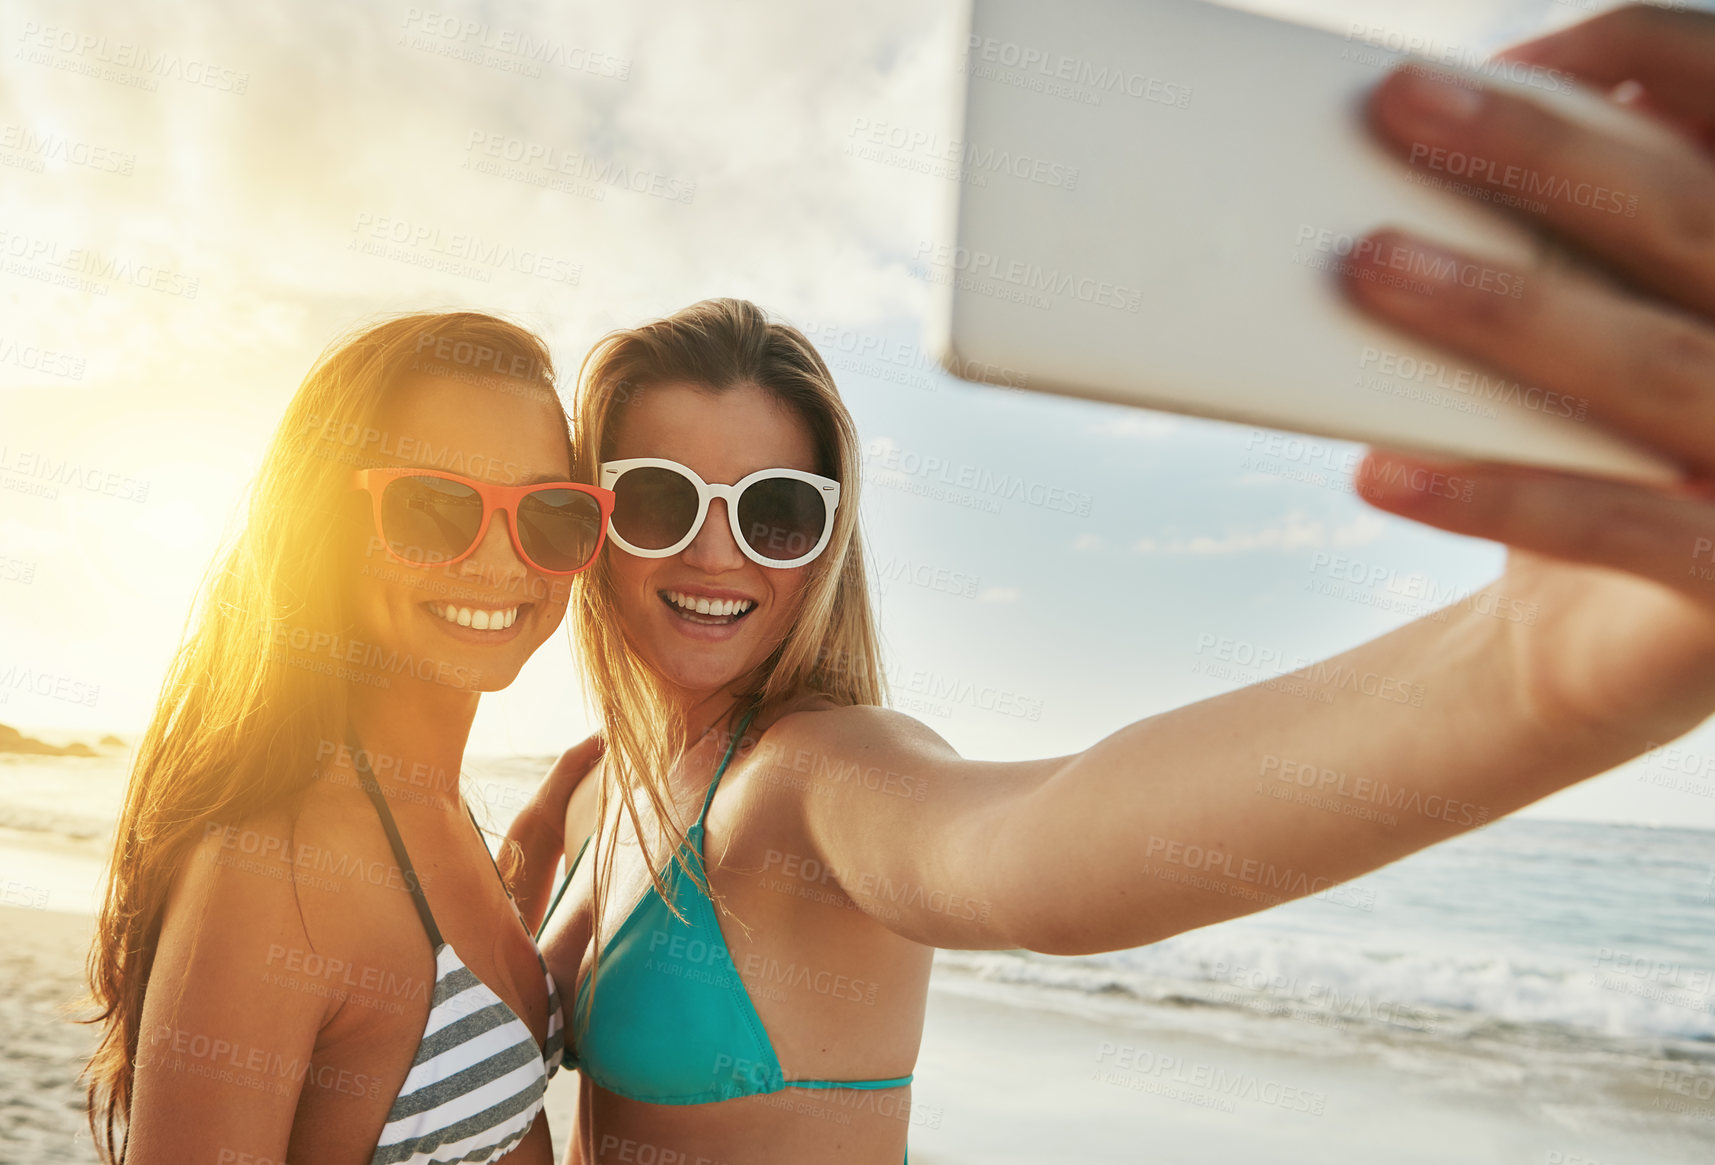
598, 457, 841, 568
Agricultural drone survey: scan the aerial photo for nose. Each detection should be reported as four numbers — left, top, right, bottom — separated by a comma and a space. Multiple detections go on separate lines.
455, 510, 533, 598
681, 497, 746, 572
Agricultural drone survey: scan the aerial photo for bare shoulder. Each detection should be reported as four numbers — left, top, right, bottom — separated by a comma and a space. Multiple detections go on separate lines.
170, 776, 395, 968
154, 799, 332, 1024
173, 800, 306, 917
741, 701, 962, 819
565, 750, 605, 847
763, 700, 961, 765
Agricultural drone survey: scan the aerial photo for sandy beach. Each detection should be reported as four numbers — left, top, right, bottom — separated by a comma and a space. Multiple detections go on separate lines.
897, 979, 1714, 1165
1, 904, 101, 1163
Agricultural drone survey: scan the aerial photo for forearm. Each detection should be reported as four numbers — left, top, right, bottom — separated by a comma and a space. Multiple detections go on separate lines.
506, 735, 603, 931
506, 800, 566, 934
989, 578, 1637, 954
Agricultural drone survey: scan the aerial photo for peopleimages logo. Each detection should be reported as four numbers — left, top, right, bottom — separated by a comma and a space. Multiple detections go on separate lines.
865, 438, 1094, 517
15, 22, 250, 94
963, 36, 1193, 109
846, 118, 1080, 190
1293, 226, 1524, 299
1406, 144, 1637, 217
1357, 348, 1587, 421
912, 241, 1143, 313
0, 123, 135, 175
1341, 25, 1574, 93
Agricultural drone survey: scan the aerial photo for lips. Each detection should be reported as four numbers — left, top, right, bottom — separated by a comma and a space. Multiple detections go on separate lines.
429, 601, 521, 630
660, 588, 757, 620
656, 588, 758, 634
422, 600, 532, 644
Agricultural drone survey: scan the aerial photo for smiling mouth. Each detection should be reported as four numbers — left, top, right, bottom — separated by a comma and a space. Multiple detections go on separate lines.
659, 589, 757, 626
425, 601, 530, 631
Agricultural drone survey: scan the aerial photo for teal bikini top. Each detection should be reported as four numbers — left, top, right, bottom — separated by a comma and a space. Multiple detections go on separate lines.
537, 702, 914, 1106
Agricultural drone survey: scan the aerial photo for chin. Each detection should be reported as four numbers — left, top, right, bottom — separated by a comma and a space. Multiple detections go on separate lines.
644, 630, 762, 696
467, 668, 528, 694
649, 646, 741, 694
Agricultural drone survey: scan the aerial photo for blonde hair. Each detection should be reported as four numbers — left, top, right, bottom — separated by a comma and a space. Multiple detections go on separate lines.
82, 312, 566, 1162
568, 296, 887, 1010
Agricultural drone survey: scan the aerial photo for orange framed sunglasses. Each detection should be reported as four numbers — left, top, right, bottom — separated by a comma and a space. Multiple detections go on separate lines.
351, 468, 615, 575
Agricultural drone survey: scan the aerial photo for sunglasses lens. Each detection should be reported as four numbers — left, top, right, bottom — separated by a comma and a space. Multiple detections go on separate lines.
379, 475, 482, 564
737, 477, 828, 563
517, 488, 605, 572
611, 466, 700, 551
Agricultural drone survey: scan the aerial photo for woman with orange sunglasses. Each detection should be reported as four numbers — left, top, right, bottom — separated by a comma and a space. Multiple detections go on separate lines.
84, 312, 608, 1165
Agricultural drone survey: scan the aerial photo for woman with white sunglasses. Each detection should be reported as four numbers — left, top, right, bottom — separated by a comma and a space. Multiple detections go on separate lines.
514, 11, 1715, 1162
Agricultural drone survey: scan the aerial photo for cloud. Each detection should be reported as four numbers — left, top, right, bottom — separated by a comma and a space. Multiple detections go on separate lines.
1084, 413, 1180, 440
1132, 510, 1387, 554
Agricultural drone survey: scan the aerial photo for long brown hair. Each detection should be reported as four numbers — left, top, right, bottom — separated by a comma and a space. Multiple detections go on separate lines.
567, 297, 887, 1016
82, 311, 567, 1162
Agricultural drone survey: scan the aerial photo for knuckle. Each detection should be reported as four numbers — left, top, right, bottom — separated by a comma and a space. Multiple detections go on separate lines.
1631, 318, 1715, 416
1632, 154, 1715, 262
1494, 94, 1573, 157
1444, 271, 1531, 335
1552, 486, 1643, 563
1666, 177, 1715, 259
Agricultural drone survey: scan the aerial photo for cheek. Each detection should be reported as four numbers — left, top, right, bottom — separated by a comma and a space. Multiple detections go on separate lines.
760, 569, 809, 627
607, 557, 655, 604
539, 578, 574, 621
348, 576, 422, 643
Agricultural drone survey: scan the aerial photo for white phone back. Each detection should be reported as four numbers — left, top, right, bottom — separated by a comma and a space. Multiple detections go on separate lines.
934, 0, 1683, 483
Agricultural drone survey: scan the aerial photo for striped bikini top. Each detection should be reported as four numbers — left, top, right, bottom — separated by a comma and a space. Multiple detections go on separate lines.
353, 740, 563, 1165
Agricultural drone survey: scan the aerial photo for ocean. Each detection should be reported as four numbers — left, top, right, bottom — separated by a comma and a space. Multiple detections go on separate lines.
6, 745, 1713, 1077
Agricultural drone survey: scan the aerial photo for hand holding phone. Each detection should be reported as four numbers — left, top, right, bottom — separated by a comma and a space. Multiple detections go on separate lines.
1345, 5, 1715, 634
934, 0, 1698, 483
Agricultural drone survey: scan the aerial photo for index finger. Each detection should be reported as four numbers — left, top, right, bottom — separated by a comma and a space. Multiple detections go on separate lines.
1503, 5, 1715, 127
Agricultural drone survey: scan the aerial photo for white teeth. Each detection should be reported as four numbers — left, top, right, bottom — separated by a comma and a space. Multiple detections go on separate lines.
435, 604, 520, 629
664, 590, 755, 619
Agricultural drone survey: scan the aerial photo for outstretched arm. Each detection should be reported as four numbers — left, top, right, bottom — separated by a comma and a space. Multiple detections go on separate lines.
787, 588, 1657, 954
790, 4, 1715, 956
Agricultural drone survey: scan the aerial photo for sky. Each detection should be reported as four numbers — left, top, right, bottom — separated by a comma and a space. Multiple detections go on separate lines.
3, 0, 1713, 829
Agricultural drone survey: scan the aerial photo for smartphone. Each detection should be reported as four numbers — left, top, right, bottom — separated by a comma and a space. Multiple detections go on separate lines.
930, 0, 1685, 484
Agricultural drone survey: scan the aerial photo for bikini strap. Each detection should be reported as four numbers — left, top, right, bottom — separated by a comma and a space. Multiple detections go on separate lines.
346, 725, 443, 948
564, 832, 593, 880
535, 833, 590, 941
540, 701, 758, 933
693, 700, 760, 830
463, 803, 511, 897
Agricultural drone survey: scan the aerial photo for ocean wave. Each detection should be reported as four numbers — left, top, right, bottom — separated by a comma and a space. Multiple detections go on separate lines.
933, 924, 1715, 1050
0, 803, 113, 843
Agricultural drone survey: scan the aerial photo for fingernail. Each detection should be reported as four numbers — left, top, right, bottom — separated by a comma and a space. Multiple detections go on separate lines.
1391, 67, 1487, 133
1385, 236, 1463, 285
1358, 452, 1479, 508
